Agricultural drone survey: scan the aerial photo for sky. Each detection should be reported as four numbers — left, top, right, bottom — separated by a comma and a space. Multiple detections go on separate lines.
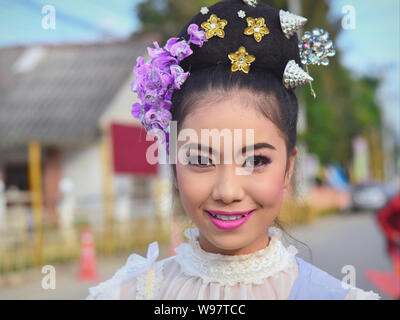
327, 0, 399, 143
0, 0, 398, 141
0, 0, 141, 45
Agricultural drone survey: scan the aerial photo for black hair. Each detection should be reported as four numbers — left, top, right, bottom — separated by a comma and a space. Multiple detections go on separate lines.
178, 0, 302, 78
169, 0, 312, 261
171, 0, 302, 170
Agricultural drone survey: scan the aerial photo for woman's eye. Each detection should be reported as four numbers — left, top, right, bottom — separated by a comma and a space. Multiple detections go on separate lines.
187, 155, 213, 167
244, 155, 271, 168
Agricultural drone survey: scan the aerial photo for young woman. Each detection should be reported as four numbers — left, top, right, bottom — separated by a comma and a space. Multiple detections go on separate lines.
86, 0, 380, 300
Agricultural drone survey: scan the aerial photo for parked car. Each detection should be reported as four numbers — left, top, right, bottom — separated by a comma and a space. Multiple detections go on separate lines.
351, 182, 391, 212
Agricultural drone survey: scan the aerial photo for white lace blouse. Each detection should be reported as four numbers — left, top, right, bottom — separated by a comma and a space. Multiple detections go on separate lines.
86, 227, 381, 300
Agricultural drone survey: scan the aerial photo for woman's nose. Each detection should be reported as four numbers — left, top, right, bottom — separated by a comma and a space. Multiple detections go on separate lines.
211, 166, 245, 204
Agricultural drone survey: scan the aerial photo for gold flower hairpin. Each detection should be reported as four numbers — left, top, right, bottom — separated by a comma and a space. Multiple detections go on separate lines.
244, 17, 269, 42
196, 5, 332, 99
228, 46, 255, 74
201, 14, 228, 39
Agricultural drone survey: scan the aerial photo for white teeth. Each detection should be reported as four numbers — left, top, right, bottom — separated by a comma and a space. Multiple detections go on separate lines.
213, 214, 246, 221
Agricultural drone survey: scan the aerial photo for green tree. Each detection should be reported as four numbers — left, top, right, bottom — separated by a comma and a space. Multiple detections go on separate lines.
135, 0, 216, 41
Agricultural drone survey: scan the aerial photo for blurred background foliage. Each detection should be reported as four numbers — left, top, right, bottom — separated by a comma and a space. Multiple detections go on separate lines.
133, 0, 383, 169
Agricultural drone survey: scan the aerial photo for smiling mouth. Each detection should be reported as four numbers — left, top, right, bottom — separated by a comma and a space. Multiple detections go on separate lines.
205, 210, 255, 221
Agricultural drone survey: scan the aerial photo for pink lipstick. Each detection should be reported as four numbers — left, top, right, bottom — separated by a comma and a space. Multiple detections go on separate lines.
206, 209, 256, 230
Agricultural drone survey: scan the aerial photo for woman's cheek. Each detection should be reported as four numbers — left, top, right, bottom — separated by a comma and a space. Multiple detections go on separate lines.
249, 170, 285, 207
176, 166, 212, 216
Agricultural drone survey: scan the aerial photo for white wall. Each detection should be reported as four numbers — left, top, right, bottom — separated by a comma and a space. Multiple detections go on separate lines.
61, 141, 104, 224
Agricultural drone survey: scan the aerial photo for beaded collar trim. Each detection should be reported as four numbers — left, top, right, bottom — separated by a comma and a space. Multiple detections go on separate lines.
173, 227, 299, 285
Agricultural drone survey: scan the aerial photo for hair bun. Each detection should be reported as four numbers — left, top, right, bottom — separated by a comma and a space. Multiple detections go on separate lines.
177, 0, 302, 82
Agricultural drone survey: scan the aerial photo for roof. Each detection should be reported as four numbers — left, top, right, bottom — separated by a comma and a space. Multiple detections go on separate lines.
0, 39, 149, 149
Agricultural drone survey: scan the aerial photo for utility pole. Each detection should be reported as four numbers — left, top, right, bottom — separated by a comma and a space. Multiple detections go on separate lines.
28, 140, 44, 265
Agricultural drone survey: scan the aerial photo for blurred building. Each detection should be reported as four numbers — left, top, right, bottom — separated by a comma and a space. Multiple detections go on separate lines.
0, 40, 171, 228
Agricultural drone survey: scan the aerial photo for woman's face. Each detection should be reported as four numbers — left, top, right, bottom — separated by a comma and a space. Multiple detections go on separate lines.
175, 90, 298, 255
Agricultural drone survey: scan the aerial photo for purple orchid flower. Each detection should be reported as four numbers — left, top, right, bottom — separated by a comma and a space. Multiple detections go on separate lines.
164, 38, 193, 62
187, 24, 208, 47
144, 108, 172, 130
131, 102, 143, 119
170, 65, 189, 89
147, 41, 166, 58
151, 54, 178, 74
130, 23, 206, 148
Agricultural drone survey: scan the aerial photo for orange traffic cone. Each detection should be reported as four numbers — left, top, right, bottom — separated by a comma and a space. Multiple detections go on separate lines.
168, 219, 183, 257
365, 252, 400, 299
78, 227, 99, 281
365, 268, 400, 298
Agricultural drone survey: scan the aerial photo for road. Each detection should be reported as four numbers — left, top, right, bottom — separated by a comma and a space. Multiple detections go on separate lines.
282, 210, 393, 300
0, 210, 394, 299
0, 244, 171, 300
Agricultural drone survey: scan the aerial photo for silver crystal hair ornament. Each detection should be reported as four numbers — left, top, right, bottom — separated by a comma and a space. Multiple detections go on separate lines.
242, 0, 258, 8
279, 10, 308, 39
282, 60, 314, 90
299, 28, 336, 66
297, 27, 336, 98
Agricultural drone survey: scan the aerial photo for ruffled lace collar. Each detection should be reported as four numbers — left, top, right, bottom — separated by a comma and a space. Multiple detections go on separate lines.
174, 226, 299, 285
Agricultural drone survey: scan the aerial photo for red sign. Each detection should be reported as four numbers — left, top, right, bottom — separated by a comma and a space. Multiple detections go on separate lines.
111, 123, 158, 175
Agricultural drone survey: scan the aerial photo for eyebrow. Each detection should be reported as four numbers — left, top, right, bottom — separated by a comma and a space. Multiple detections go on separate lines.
183, 142, 276, 156
184, 143, 218, 156
241, 142, 276, 153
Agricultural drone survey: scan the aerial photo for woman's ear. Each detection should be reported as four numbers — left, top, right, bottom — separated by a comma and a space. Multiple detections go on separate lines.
284, 146, 298, 190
